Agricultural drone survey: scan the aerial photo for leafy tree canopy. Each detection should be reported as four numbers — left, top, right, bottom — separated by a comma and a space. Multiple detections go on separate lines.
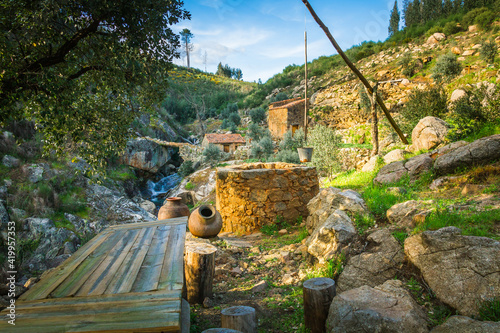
0, 0, 190, 174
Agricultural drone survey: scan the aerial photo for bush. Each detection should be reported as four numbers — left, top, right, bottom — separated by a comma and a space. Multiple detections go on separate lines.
247, 123, 265, 142
475, 10, 496, 29
279, 128, 305, 151
270, 92, 289, 103
250, 135, 274, 160
426, 25, 444, 36
400, 85, 448, 133
480, 40, 498, 64
432, 53, 462, 82
270, 149, 300, 163
221, 118, 234, 129
203, 144, 223, 167
442, 21, 462, 35
398, 53, 422, 78
249, 107, 266, 124
228, 112, 241, 126
220, 103, 238, 119
462, 7, 490, 27
178, 160, 194, 177
307, 125, 342, 175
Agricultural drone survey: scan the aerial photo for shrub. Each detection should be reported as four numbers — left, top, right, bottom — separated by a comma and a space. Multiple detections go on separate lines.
442, 21, 462, 35
307, 125, 342, 175
432, 53, 462, 81
426, 25, 444, 36
475, 10, 496, 29
178, 160, 194, 177
221, 118, 233, 129
203, 143, 223, 167
397, 53, 422, 78
400, 85, 448, 133
228, 112, 241, 126
480, 40, 498, 64
220, 103, 238, 119
462, 7, 490, 27
250, 135, 274, 160
247, 123, 265, 142
279, 128, 305, 151
270, 149, 300, 163
270, 92, 289, 103
249, 107, 266, 124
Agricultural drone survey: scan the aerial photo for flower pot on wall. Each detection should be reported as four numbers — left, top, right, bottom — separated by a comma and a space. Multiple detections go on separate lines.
297, 147, 314, 163
158, 197, 190, 220
188, 205, 222, 238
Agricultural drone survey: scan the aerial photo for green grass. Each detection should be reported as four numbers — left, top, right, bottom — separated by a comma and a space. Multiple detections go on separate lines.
392, 230, 409, 246
478, 297, 500, 322
340, 143, 373, 150
460, 121, 500, 143
327, 169, 378, 189
107, 166, 136, 181
413, 209, 500, 240
352, 213, 376, 235
185, 182, 195, 190
305, 254, 345, 280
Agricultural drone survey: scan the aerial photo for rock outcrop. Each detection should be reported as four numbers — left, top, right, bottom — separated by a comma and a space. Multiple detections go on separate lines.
337, 229, 404, 292
374, 154, 433, 185
326, 280, 429, 333
405, 227, 500, 316
305, 209, 357, 263
387, 200, 434, 230
434, 134, 500, 175
121, 138, 171, 173
430, 315, 500, 333
412, 117, 451, 152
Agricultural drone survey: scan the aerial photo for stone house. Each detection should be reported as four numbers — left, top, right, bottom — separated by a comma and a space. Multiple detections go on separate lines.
201, 133, 246, 153
268, 98, 306, 139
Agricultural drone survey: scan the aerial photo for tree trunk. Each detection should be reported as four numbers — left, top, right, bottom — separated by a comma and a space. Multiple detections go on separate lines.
221, 306, 257, 333
366, 83, 379, 156
303, 277, 336, 333
184, 241, 217, 304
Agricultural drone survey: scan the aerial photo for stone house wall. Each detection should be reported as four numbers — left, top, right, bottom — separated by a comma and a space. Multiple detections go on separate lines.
268, 99, 306, 139
216, 162, 319, 234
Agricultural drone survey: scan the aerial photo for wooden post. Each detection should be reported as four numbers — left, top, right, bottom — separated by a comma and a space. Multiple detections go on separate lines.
221, 306, 257, 333
303, 278, 336, 333
304, 29, 308, 142
366, 83, 379, 156
202, 329, 243, 333
184, 241, 217, 304
301, 0, 408, 145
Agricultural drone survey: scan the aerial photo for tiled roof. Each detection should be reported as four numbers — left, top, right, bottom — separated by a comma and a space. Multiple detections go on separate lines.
269, 98, 305, 109
205, 133, 246, 144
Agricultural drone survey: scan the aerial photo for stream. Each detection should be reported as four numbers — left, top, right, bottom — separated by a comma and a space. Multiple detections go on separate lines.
142, 173, 182, 207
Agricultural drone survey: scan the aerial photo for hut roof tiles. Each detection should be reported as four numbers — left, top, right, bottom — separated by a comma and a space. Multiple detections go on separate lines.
204, 133, 246, 144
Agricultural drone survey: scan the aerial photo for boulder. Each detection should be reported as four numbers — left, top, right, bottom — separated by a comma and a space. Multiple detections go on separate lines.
138, 200, 156, 215
326, 280, 429, 333
2, 155, 20, 168
451, 47, 462, 55
462, 49, 476, 56
383, 149, 408, 164
22, 164, 44, 183
169, 167, 216, 203
306, 187, 367, 233
177, 191, 197, 206
361, 155, 383, 172
450, 89, 466, 103
337, 229, 404, 292
427, 35, 439, 44
412, 117, 451, 152
405, 227, 500, 316
468, 25, 478, 32
121, 138, 171, 173
305, 209, 357, 263
429, 140, 469, 160
434, 134, 500, 175
374, 154, 433, 185
430, 315, 500, 333
387, 200, 434, 230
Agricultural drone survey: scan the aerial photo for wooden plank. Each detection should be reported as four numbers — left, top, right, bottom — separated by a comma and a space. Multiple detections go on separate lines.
105, 226, 157, 294
50, 229, 128, 298
14, 289, 181, 309
131, 225, 172, 292
75, 229, 140, 296
107, 217, 187, 231
158, 223, 186, 291
19, 230, 112, 301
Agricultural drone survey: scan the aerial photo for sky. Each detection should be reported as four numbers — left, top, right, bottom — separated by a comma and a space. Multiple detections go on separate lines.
172, 0, 398, 82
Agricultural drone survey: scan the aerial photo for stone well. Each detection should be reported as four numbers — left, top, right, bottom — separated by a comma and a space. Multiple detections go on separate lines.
216, 162, 319, 234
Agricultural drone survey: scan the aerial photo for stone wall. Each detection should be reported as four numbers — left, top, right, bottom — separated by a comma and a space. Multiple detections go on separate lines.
268, 98, 306, 139
216, 162, 319, 234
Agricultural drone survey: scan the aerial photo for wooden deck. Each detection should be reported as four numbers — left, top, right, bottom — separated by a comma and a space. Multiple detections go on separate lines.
0, 217, 187, 332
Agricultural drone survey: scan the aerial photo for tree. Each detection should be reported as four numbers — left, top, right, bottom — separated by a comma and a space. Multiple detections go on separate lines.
422, 0, 442, 22
249, 107, 266, 124
0, 0, 190, 174
180, 28, 194, 68
443, 0, 454, 15
389, 1, 400, 37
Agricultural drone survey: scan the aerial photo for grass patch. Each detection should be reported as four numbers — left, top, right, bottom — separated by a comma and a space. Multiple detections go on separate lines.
327, 169, 378, 189
392, 230, 409, 246
340, 143, 372, 150
259, 286, 308, 333
413, 209, 500, 240
352, 213, 376, 235
185, 182, 195, 190
305, 253, 345, 280
108, 166, 136, 181
478, 297, 500, 322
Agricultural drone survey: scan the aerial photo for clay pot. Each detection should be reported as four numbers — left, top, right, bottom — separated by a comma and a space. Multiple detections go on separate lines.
188, 205, 222, 238
158, 197, 190, 220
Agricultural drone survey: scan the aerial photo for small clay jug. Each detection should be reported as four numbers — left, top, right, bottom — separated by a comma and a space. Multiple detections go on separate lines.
158, 197, 190, 220
188, 204, 222, 238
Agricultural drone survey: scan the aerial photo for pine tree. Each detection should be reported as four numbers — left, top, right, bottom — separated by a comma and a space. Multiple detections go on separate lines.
414, 0, 422, 23
422, 0, 442, 22
453, 0, 463, 13
389, 0, 400, 36
404, 0, 415, 27
180, 28, 194, 68
443, 0, 454, 15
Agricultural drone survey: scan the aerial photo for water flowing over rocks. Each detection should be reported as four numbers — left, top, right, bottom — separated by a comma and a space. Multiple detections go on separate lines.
404, 227, 500, 316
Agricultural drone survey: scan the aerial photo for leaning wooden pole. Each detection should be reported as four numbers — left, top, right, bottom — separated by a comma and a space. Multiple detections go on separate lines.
304, 29, 308, 142
301, 0, 408, 144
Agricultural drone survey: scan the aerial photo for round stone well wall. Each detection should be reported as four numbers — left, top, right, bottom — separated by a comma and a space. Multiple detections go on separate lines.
216, 162, 319, 234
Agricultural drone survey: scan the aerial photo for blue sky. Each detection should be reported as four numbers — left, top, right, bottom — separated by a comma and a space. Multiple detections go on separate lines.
173, 0, 398, 82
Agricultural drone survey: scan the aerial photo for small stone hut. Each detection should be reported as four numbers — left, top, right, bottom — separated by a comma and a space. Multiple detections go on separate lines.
202, 133, 246, 154
268, 98, 306, 139
216, 162, 319, 234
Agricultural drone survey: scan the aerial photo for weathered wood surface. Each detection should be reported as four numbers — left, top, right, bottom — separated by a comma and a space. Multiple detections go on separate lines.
0, 217, 188, 333
303, 277, 336, 333
221, 306, 257, 333
184, 241, 217, 304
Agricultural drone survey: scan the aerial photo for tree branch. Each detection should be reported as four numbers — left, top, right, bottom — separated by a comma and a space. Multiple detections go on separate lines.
67, 66, 104, 81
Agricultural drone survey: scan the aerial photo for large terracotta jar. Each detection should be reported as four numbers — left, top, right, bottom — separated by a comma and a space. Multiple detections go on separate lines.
158, 197, 190, 220
188, 205, 222, 238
